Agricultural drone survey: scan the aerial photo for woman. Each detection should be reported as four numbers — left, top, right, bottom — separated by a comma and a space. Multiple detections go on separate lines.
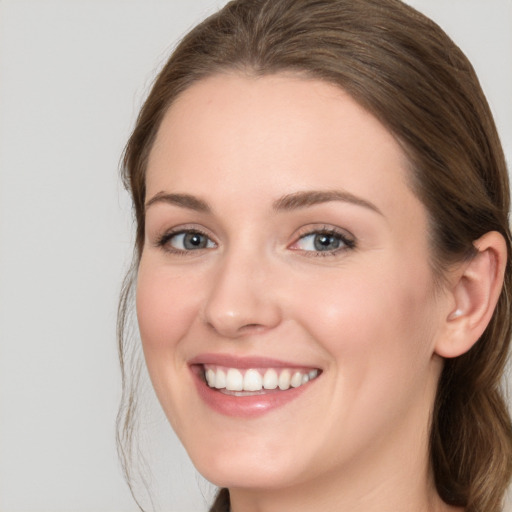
117, 0, 512, 511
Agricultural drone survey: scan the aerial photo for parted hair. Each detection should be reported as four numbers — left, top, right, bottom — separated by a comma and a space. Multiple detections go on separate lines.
118, 1, 512, 511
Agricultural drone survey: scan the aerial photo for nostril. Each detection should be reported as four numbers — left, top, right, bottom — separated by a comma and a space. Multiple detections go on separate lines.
206, 320, 267, 337
241, 323, 266, 331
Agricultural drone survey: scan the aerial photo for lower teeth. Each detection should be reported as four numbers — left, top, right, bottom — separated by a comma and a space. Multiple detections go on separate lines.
219, 389, 269, 396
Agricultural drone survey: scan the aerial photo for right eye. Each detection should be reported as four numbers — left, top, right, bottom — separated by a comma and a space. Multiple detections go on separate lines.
158, 229, 216, 253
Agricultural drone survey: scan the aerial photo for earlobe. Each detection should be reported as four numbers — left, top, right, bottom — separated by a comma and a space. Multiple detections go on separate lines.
435, 231, 507, 359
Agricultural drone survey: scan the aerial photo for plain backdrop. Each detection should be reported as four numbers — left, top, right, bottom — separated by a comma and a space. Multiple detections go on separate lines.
0, 1, 511, 511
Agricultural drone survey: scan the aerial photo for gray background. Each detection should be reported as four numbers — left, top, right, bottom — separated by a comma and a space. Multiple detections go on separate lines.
0, 1, 510, 511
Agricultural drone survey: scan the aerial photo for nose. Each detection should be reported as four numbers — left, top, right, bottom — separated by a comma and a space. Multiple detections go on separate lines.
202, 251, 282, 339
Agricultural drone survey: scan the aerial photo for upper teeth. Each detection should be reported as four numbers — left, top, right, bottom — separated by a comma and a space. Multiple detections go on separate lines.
204, 366, 319, 392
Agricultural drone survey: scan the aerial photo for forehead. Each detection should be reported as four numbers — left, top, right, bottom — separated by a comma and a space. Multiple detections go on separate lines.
146, 73, 418, 218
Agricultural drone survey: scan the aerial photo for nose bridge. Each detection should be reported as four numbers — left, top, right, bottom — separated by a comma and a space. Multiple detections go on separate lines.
202, 241, 281, 338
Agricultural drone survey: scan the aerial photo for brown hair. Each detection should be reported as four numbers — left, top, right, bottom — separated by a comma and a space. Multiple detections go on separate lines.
118, 1, 512, 510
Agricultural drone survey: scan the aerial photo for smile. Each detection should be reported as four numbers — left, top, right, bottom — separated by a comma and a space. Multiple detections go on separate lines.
189, 356, 322, 417
204, 365, 320, 394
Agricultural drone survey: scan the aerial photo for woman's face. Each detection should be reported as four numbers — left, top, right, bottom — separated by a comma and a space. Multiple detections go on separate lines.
137, 74, 449, 492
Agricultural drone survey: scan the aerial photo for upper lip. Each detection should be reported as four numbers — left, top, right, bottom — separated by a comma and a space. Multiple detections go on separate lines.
188, 353, 320, 370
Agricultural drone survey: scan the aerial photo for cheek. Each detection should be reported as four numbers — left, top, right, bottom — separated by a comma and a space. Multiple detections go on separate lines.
135, 259, 200, 357
135, 258, 207, 432
290, 257, 437, 377
286, 259, 441, 452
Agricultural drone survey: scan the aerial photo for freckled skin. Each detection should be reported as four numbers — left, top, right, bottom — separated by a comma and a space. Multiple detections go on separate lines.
136, 74, 460, 512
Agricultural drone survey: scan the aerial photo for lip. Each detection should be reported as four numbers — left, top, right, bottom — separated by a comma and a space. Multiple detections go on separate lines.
188, 353, 318, 369
189, 353, 321, 418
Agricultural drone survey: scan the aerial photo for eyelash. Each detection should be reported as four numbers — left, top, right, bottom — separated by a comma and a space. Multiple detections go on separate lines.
156, 227, 216, 255
290, 226, 356, 257
155, 226, 356, 257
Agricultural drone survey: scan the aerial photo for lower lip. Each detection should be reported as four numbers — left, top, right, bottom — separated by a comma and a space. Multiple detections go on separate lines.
191, 367, 315, 418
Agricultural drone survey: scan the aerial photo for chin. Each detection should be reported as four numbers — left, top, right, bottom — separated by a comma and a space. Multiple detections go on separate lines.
198, 458, 303, 490
184, 433, 308, 490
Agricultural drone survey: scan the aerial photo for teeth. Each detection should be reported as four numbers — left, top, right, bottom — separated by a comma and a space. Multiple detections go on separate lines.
243, 369, 262, 391
225, 368, 243, 391
263, 368, 278, 390
206, 368, 215, 387
278, 369, 291, 390
290, 371, 303, 388
214, 368, 226, 389
204, 365, 320, 392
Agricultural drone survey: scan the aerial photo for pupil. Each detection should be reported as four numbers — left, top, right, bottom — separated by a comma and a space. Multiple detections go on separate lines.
314, 233, 340, 251
184, 232, 206, 249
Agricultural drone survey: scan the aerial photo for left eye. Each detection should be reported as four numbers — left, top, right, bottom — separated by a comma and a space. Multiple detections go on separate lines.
293, 231, 352, 252
167, 231, 215, 251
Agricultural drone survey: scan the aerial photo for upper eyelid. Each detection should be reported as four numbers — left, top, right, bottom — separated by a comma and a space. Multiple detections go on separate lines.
289, 225, 357, 251
155, 225, 217, 247
157, 224, 214, 237
293, 224, 355, 240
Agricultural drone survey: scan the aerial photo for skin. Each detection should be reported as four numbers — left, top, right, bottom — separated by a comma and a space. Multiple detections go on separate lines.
136, 73, 468, 512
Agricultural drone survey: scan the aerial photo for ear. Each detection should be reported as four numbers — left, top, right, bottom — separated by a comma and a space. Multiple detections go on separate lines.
435, 231, 507, 358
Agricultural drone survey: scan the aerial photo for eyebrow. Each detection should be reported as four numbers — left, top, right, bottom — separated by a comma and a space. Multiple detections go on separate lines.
272, 190, 383, 215
145, 192, 211, 213
144, 189, 382, 216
